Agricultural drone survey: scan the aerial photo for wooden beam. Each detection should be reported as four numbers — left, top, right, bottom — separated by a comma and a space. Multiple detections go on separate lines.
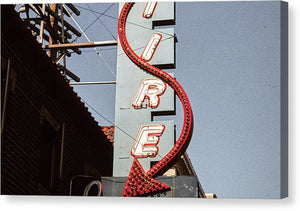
66, 4, 80, 16
69, 81, 116, 85
57, 64, 80, 82
45, 4, 81, 37
42, 40, 118, 49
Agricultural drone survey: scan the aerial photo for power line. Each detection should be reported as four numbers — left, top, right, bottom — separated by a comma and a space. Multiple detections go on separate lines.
71, 3, 115, 43
86, 3, 117, 40
63, 4, 116, 78
80, 98, 136, 141
75, 36, 174, 58
84, 3, 115, 32
117, 36, 175, 57
80, 97, 164, 159
66, 4, 170, 160
75, 4, 176, 38
68, 4, 176, 72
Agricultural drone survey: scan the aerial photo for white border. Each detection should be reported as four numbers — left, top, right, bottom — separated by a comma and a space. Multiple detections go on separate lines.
1, 0, 299, 211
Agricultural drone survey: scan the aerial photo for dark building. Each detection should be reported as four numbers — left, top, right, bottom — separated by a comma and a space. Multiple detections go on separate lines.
1, 6, 113, 195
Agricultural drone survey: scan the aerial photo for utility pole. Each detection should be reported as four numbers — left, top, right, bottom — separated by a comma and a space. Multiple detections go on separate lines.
49, 4, 58, 61
17, 3, 118, 83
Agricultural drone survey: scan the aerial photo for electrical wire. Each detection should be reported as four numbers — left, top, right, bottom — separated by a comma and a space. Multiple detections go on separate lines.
117, 36, 175, 57
80, 98, 137, 142
86, 3, 117, 40
69, 4, 176, 64
65, 4, 174, 160
74, 36, 175, 58
71, 3, 116, 42
63, 4, 116, 78
73, 36, 174, 58
84, 3, 115, 32
80, 97, 164, 159
75, 4, 176, 38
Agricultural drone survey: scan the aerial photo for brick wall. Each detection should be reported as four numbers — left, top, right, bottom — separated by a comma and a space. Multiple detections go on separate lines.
1, 6, 113, 195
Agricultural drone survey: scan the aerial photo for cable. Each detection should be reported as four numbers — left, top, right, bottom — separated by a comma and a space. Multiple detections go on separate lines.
66, 4, 174, 160
75, 4, 176, 38
80, 97, 164, 159
117, 36, 174, 57
83, 3, 114, 32
74, 36, 174, 58
63, 4, 116, 78
75, 36, 174, 58
70, 3, 115, 43
80, 98, 137, 142
69, 4, 176, 70
98, 16, 117, 40
86, 3, 117, 40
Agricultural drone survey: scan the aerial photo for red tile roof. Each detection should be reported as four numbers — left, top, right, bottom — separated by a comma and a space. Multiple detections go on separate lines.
101, 126, 114, 146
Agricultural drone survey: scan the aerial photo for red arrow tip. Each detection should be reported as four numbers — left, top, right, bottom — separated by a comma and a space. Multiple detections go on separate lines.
122, 158, 170, 197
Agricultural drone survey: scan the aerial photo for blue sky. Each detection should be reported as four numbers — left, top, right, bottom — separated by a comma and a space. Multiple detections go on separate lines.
65, 1, 285, 198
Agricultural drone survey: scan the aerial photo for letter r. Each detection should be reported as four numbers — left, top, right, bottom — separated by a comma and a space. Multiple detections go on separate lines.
132, 79, 166, 108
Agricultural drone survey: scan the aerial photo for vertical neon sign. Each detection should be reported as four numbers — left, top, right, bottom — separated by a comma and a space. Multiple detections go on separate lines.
115, 2, 193, 197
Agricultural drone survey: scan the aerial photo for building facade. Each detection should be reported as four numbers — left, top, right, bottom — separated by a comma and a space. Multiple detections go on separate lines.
1, 6, 113, 195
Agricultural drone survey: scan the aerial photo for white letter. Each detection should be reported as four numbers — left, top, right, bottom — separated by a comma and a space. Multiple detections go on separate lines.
132, 79, 166, 108
143, 2, 157, 18
141, 33, 162, 61
131, 125, 165, 157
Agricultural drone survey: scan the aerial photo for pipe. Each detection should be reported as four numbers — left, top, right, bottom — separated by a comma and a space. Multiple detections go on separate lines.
1, 59, 11, 135
69, 81, 116, 85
